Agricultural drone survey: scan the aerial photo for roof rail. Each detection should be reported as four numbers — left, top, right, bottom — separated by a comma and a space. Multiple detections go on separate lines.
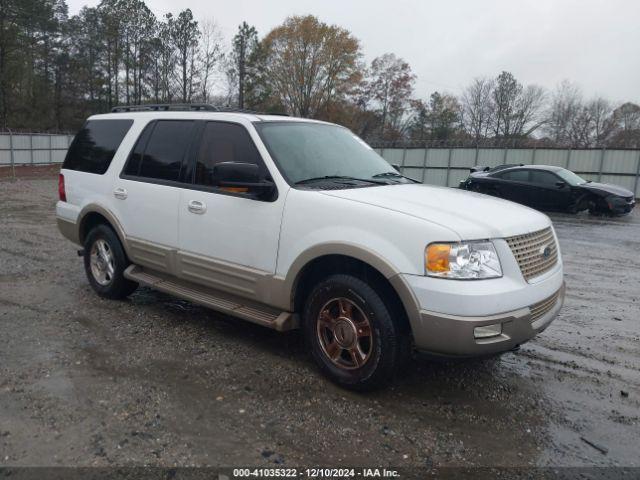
110, 104, 290, 116
111, 103, 218, 113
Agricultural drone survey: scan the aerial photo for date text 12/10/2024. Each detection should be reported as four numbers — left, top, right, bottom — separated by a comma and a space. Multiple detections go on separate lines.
231, 468, 401, 478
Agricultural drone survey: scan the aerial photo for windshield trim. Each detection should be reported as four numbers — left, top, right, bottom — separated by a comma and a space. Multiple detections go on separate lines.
253, 120, 398, 190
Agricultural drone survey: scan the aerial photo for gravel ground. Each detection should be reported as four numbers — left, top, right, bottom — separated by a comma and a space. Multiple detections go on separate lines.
1, 171, 638, 469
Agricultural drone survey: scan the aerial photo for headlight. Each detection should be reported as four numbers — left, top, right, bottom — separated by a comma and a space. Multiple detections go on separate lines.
426, 241, 502, 279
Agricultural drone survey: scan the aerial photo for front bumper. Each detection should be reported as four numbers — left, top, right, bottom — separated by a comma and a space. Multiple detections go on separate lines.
398, 236, 565, 356
413, 282, 565, 356
612, 198, 635, 215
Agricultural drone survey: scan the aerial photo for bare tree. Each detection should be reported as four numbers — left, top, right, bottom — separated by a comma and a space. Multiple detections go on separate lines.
198, 19, 222, 103
545, 80, 583, 145
461, 77, 494, 140
491, 72, 546, 138
512, 84, 546, 137
588, 97, 614, 147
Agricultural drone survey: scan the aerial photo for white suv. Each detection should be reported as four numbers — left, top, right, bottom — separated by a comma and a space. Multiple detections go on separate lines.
56, 105, 565, 390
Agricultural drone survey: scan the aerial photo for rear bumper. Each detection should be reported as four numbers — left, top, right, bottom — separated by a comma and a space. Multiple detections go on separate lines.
57, 216, 80, 245
56, 201, 82, 245
412, 282, 565, 356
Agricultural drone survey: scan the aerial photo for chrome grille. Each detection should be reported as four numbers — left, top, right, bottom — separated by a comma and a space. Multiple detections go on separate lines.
506, 227, 558, 281
530, 289, 561, 323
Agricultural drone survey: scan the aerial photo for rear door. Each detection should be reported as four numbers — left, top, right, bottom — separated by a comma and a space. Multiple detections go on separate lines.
495, 169, 531, 205
112, 119, 198, 274
176, 121, 286, 301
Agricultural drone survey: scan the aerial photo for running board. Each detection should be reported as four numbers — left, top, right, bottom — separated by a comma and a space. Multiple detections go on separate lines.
124, 265, 298, 331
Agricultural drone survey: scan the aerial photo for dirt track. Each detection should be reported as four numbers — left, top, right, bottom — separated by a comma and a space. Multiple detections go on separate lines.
1, 171, 638, 469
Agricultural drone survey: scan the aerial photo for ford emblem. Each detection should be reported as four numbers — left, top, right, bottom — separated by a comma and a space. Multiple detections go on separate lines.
539, 244, 552, 259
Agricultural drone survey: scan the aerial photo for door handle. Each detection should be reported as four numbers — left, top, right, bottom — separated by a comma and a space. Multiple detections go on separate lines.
187, 200, 207, 214
113, 187, 128, 200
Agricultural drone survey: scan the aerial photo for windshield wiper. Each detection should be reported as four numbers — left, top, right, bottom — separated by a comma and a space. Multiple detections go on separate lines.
372, 171, 419, 183
295, 175, 387, 185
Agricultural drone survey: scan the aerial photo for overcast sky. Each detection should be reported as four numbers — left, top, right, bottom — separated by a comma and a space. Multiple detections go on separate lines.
65, 0, 639, 103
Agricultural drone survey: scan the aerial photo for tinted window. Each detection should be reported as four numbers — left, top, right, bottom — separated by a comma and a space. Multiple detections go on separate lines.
63, 120, 133, 174
123, 123, 154, 176
500, 170, 530, 182
129, 121, 194, 181
194, 122, 263, 186
530, 170, 559, 186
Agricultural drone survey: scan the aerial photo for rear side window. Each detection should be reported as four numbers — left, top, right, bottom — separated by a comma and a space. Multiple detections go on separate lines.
499, 170, 529, 182
63, 120, 133, 174
124, 120, 195, 182
194, 122, 264, 186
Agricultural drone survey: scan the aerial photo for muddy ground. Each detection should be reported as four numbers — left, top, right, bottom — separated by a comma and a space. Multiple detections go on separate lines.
1, 170, 638, 469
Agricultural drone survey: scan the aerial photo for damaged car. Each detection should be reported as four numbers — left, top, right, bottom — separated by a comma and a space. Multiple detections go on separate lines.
460, 164, 636, 215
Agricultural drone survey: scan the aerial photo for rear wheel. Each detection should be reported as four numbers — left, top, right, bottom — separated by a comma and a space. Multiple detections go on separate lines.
83, 225, 138, 299
302, 274, 409, 391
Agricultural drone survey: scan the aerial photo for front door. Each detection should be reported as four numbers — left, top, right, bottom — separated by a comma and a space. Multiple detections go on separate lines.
177, 121, 286, 302
527, 170, 571, 210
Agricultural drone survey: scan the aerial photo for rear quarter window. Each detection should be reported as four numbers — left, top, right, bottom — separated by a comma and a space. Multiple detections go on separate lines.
63, 119, 133, 174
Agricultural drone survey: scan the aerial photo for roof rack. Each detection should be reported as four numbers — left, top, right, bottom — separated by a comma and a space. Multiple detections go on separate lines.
111, 104, 217, 113
110, 104, 289, 116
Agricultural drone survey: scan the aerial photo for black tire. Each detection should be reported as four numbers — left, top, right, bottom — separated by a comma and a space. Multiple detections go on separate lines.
302, 274, 409, 391
568, 194, 589, 214
83, 224, 138, 299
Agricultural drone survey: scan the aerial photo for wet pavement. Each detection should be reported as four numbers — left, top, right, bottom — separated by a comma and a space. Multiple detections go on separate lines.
0, 172, 638, 468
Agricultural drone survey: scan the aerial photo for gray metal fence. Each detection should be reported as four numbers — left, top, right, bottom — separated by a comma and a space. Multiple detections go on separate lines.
376, 147, 640, 198
0, 132, 74, 167
1, 132, 639, 198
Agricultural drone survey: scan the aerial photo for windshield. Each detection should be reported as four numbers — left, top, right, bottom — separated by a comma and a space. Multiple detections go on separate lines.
255, 122, 401, 185
556, 168, 588, 186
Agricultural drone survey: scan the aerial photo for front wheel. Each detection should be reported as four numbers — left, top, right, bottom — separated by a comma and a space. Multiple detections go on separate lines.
302, 274, 409, 391
83, 224, 138, 299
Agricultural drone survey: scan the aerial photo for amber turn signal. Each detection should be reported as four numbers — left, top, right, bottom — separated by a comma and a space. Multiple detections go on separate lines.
426, 244, 451, 273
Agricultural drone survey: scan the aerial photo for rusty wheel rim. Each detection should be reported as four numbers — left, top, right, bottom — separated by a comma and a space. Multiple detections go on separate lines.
316, 297, 373, 370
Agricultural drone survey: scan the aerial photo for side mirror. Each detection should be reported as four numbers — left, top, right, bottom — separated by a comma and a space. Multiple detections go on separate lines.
212, 162, 276, 198
555, 181, 566, 188
391, 163, 401, 172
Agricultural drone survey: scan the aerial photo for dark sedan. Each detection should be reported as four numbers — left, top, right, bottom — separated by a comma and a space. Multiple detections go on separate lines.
459, 164, 636, 215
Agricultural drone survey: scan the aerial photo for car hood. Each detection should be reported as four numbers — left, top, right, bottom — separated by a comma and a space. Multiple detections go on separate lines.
578, 182, 634, 198
320, 184, 551, 239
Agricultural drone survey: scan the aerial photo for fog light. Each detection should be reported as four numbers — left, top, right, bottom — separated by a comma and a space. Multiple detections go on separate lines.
474, 323, 502, 339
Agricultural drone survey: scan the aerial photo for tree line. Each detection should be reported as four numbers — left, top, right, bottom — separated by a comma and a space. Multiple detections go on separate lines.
1, 0, 639, 148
